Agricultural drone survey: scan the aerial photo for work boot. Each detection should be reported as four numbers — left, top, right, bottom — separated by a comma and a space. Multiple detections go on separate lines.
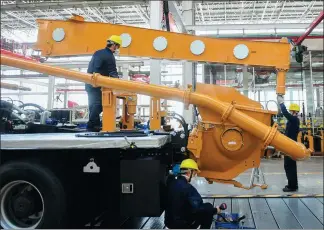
86, 126, 101, 132
283, 186, 298, 192
285, 185, 298, 190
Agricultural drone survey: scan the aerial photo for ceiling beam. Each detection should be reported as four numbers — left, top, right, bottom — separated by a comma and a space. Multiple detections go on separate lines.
106, 6, 125, 24
276, 0, 286, 21
186, 23, 323, 31
5, 11, 37, 28
0, 1, 145, 11
133, 5, 149, 26
261, 1, 269, 21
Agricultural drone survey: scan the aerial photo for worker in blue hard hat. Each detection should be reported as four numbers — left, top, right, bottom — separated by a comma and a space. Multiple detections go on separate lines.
277, 95, 300, 192
164, 159, 222, 229
85, 35, 122, 131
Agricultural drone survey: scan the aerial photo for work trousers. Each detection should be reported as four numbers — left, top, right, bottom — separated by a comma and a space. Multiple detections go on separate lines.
284, 155, 298, 189
85, 84, 102, 129
166, 203, 214, 229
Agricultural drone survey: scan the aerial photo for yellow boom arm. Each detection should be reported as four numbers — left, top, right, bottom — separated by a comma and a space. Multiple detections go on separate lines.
34, 16, 290, 95
1, 55, 312, 167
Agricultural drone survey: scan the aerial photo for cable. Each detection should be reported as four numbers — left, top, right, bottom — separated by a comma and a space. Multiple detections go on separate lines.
265, 100, 278, 110
19, 103, 45, 112
163, 1, 170, 32
168, 112, 189, 148
12, 100, 24, 107
1, 97, 13, 104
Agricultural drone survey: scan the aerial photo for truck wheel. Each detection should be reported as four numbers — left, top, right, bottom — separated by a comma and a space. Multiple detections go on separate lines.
0, 161, 66, 229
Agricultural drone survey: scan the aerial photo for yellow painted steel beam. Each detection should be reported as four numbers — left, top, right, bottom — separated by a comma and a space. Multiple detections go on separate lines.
34, 18, 290, 70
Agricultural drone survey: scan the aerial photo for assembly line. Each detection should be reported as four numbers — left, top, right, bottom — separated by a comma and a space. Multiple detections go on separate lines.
0, 1, 323, 229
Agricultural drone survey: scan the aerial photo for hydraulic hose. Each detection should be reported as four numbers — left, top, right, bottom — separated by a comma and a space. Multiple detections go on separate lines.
19, 103, 45, 112
1, 55, 312, 160
168, 112, 189, 147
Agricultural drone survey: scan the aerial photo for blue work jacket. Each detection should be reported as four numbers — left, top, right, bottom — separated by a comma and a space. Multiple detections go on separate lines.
280, 103, 300, 141
164, 175, 214, 226
87, 48, 119, 78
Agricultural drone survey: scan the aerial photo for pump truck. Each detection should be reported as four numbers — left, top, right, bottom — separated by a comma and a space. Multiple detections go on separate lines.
0, 15, 312, 229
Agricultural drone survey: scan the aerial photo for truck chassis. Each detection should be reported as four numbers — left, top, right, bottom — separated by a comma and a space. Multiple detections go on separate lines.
0, 132, 185, 228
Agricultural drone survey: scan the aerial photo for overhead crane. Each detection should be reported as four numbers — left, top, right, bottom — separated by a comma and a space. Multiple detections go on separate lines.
0, 15, 313, 229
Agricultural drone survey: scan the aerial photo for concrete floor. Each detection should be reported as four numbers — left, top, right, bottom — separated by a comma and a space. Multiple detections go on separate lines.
192, 157, 324, 196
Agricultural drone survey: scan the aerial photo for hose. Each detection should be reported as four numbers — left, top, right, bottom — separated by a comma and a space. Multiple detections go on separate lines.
265, 100, 278, 111
167, 112, 189, 148
12, 100, 24, 107
19, 103, 45, 112
1, 97, 13, 104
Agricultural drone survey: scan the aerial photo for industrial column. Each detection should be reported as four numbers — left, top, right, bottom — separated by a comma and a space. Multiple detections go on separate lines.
202, 64, 210, 84
243, 66, 249, 97
289, 89, 294, 105
149, 1, 162, 85
122, 64, 129, 80
148, 1, 163, 130
182, 1, 195, 124
304, 51, 314, 116
315, 88, 321, 108
18, 70, 23, 101
47, 75, 55, 109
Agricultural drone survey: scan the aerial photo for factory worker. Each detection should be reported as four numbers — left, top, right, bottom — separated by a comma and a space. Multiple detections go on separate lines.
164, 159, 221, 229
85, 35, 122, 131
277, 95, 300, 192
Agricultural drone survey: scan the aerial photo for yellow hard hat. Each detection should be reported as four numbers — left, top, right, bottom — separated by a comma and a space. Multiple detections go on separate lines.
289, 103, 300, 112
108, 35, 122, 46
180, 159, 199, 171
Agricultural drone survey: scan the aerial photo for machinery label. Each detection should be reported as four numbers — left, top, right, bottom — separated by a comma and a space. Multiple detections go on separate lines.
83, 158, 100, 173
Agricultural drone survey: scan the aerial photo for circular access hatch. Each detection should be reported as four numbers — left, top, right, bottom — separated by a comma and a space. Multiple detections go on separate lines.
221, 128, 244, 151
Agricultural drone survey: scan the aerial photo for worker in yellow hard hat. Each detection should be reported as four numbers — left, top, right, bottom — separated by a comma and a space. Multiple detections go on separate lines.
277, 95, 300, 192
164, 159, 222, 229
85, 35, 122, 131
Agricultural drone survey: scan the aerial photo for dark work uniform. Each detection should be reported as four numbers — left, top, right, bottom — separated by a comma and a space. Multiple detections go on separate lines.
86, 48, 119, 129
280, 103, 300, 189
164, 175, 216, 229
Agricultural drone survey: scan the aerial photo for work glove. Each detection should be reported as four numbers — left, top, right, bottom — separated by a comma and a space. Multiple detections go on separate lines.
277, 95, 284, 104
213, 205, 222, 215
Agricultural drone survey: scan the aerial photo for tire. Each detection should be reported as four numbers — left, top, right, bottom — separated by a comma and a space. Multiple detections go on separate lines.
0, 161, 66, 229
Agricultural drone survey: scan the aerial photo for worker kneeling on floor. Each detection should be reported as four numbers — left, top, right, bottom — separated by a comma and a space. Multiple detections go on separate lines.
164, 159, 221, 229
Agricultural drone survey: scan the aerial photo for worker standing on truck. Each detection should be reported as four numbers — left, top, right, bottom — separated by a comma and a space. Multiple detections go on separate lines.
85, 35, 122, 131
164, 159, 221, 229
277, 95, 300, 192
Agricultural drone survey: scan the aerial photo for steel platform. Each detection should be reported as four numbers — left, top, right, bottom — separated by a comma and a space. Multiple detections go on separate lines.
0, 133, 171, 149
114, 197, 324, 229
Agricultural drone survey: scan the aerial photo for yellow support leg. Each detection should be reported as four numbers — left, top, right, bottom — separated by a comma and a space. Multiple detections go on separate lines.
150, 97, 161, 130
101, 88, 116, 132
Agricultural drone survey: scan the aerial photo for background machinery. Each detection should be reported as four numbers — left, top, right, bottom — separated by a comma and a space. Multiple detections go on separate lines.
0, 15, 313, 229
